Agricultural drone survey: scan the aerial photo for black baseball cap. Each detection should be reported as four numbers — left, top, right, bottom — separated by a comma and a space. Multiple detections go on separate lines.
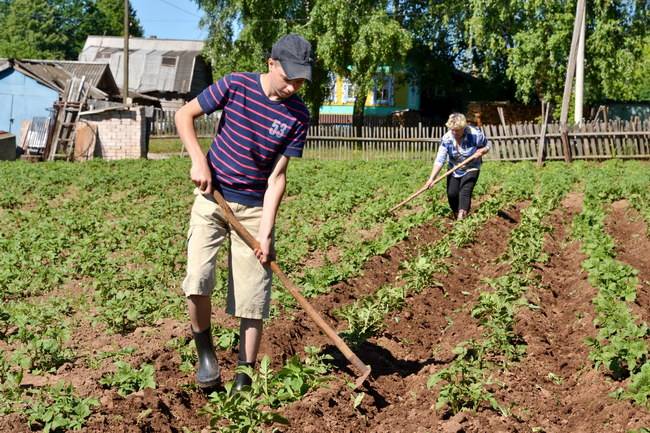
271, 34, 314, 81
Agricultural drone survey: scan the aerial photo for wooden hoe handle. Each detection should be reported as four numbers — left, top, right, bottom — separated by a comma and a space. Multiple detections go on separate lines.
212, 190, 371, 388
389, 152, 481, 214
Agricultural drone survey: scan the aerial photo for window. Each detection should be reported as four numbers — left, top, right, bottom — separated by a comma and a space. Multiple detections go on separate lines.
96, 48, 117, 59
373, 75, 394, 106
326, 72, 337, 103
342, 78, 356, 103
161, 56, 177, 67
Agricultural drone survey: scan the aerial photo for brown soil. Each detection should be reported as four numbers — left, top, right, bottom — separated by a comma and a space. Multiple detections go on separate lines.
605, 200, 650, 325
4, 193, 650, 433
277, 202, 525, 433
459, 192, 650, 433
277, 192, 650, 433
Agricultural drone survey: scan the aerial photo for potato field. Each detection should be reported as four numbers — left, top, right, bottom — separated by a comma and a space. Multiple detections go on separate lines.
1, 158, 650, 433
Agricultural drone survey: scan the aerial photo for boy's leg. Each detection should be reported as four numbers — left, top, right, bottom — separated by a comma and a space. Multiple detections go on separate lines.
233, 318, 263, 391
187, 295, 212, 333
225, 202, 273, 392
182, 190, 228, 388
239, 318, 263, 363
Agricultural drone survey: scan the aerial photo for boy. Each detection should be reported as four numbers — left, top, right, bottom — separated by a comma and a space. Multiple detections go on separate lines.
174, 34, 313, 392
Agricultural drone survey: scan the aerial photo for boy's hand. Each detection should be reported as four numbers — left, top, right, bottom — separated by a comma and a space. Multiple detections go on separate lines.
190, 161, 212, 193
254, 235, 273, 265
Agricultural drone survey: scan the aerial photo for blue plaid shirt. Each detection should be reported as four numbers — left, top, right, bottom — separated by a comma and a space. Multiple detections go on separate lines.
435, 126, 490, 177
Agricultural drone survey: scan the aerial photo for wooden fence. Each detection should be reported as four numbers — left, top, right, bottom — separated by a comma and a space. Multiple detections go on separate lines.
151, 111, 419, 136
303, 119, 650, 161
149, 108, 650, 161
151, 109, 220, 137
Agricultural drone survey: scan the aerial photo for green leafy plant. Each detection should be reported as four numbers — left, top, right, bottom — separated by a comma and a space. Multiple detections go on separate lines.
0, 352, 23, 414
99, 361, 156, 397
427, 342, 504, 415
547, 372, 564, 385
202, 349, 332, 432
25, 382, 98, 433
213, 326, 239, 350
85, 346, 136, 370
352, 392, 365, 409
167, 336, 198, 374
3, 298, 76, 373
337, 284, 405, 346
400, 256, 439, 294
612, 363, 650, 407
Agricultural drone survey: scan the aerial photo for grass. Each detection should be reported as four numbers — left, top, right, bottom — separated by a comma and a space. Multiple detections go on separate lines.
148, 137, 212, 154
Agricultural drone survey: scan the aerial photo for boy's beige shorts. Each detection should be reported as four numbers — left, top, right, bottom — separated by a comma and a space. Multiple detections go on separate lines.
182, 189, 273, 320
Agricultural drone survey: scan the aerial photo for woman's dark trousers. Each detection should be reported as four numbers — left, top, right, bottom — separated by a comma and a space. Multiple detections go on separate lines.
446, 170, 480, 215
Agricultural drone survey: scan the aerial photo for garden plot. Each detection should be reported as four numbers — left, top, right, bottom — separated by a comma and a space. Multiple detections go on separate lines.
0, 160, 649, 433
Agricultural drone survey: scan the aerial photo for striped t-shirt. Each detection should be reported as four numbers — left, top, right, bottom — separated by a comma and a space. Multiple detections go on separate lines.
435, 126, 490, 177
197, 72, 310, 206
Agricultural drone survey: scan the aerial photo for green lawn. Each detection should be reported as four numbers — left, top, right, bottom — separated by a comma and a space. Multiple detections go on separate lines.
148, 137, 212, 154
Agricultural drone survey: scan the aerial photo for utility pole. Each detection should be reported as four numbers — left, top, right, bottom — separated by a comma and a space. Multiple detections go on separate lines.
559, 0, 586, 163
574, 0, 586, 125
123, 0, 130, 106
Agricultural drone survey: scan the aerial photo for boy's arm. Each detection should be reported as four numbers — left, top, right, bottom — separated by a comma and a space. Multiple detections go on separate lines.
255, 155, 290, 264
175, 99, 212, 193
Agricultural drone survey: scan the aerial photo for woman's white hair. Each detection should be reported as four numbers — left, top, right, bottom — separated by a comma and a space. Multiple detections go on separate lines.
445, 113, 467, 130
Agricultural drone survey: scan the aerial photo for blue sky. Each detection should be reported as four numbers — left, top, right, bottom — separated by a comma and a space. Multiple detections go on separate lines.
130, 0, 208, 41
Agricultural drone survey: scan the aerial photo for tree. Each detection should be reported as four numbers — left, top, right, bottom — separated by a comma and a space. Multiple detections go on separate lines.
0, 0, 143, 60
0, 0, 68, 59
631, 35, 650, 101
584, 0, 648, 102
302, 0, 411, 126
194, 0, 411, 125
94, 0, 143, 38
438, 0, 649, 108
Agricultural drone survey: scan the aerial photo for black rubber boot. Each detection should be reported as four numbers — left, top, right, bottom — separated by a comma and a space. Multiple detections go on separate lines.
192, 326, 221, 389
231, 361, 254, 395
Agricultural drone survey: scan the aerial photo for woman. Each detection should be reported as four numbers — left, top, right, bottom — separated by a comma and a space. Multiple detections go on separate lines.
425, 113, 490, 220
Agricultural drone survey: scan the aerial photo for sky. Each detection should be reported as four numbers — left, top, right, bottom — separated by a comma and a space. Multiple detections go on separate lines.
130, 0, 208, 41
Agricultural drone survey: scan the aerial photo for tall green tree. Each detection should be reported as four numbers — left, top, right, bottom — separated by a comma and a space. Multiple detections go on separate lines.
94, 0, 144, 38
585, 0, 648, 102
302, 0, 411, 125
0, 0, 68, 59
195, 0, 411, 125
632, 35, 650, 101
433, 0, 648, 107
0, 0, 143, 60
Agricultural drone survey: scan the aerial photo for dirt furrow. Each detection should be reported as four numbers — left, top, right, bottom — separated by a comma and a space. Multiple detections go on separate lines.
277, 202, 526, 433
460, 192, 650, 433
605, 199, 650, 325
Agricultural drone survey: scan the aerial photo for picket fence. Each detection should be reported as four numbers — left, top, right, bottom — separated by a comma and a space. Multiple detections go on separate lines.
303, 120, 650, 161
150, 107, 650, 161
151, 109, 220, 137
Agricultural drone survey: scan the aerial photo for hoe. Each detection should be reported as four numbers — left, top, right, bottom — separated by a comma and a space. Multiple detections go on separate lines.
212, 189, 372, 389
389, 152, 481, 214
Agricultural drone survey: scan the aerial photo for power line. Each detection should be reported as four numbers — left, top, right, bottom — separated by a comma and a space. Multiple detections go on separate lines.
140, 19, 199, 22
157, 0, 202, 18
215, 12, 416, 24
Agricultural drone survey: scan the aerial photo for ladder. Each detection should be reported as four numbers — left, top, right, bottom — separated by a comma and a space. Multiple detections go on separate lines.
46, 76, 90, 161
